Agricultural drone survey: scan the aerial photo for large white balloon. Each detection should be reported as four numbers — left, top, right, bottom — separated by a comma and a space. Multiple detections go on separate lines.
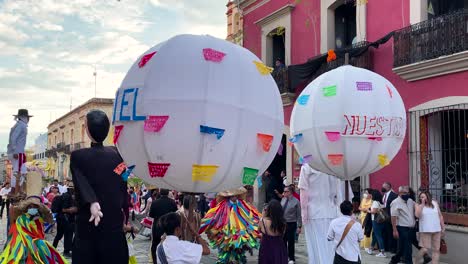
290, 65, 406, 181
113, 34, 284, 193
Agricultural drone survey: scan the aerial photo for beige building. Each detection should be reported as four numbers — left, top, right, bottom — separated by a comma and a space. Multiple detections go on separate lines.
46, 98, 114, 181
226, 0, 243, 45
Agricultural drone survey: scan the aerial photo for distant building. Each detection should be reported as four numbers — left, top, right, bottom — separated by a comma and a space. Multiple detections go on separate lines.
46, 98, 114, 181
226, 0, 243, 45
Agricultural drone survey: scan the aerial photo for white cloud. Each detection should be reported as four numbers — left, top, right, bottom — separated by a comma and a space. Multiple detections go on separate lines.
34, 22, 63, 31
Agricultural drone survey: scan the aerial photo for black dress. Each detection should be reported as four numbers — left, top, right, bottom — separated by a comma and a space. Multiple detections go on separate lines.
70, 143, 129, 264
258, 219, 288, 264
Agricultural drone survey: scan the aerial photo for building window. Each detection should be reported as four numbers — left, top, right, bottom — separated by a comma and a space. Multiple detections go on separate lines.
334, 2, 357, 49
55, 136, 57, 146
81, 124, 85, 143
61, 132, 64, 143
428, 0, 466, 19
71, 129, 74, 145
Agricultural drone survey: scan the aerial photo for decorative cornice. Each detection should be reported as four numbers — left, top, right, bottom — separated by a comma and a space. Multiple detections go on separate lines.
254, 4, 295, 27
243, 0, 270, 15
393, 50, 468, 82
239, 0, 257, 10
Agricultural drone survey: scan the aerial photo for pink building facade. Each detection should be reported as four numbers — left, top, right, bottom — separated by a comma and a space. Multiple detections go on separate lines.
235, 0, 468, 228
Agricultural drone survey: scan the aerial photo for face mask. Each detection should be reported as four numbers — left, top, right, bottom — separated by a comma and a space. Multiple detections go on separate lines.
363, 193, 369, 199
381, 188, 387, 193
401, 194, 410, 201
27, 208, 39, 216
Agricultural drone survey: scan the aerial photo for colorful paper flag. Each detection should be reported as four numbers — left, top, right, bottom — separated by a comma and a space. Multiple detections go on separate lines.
323, 85, 337, 97
113, 125, 124, 145
122, 165, 135, 181
200, 125, 225, 140
386, 85, 393, 98
325, 131, 341, 142
114, 162, 127, 175
242, 167, 259, 185
277, 143, 284, 156
203, 48, 226, 62
378, 154, 390, 167
368, 137, 383, 141
289, 133, 303, 143
257, 133, 274, 152
192, 164, 219, 182
297, 95, 310, 105
257, 176, 263, 188
148, 162, 170, 178
144, 115, 169, 132
356, 81, 373, 91
300, 154, 313, 164
253, 61, 273, 75
328, 154, 344, 166
138, 51, 157, 68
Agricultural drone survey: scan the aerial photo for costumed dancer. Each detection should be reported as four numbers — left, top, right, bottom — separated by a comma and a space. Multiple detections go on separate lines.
0, 195, 68, 263
70, 110, 129, 264
298, 164, 353, 264
7, 109, 32, 194
199, 187, 261, 264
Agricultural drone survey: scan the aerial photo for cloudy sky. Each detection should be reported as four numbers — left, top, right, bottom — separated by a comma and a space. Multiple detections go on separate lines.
0, 0, 227, 153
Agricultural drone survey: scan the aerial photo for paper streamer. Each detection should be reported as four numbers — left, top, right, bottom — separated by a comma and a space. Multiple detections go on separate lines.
144, 115, 169, 132
378, 154, 390, 167
325, 131, 341, 142
368, 137, 383, 141
257, 133, 274, 152
257, 176, 263, 188
253, 61, 273, 75
114, 162, 127, 175
277, 143, 284, 156
203, 48, 226, 63
242, 167, 259, 185
356, 81, 373, 91
386, 85, 393, 98
113, 125, 124, 145
192, 164, 219, 182
299, 154, 313, 164
122, 165, 135, 181
323, 85, 337, 97
328, 154, 344, 166
200, 125, 225, 140
148, 162, 170, 178
138, 51, 157, 68
297, 95, 310, 105
289, 133, 303, 143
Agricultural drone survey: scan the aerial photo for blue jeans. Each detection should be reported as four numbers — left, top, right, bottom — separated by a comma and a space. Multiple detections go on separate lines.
371, 220, 385, 251
393, 226, 413, 264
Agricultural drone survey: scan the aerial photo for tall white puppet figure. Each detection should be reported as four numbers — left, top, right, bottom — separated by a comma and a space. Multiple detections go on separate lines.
7, 109, 31, 194
298, 163, 353, 264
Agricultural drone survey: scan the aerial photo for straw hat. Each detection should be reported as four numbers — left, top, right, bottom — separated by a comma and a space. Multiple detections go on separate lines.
16, 196, 53, 223
216, 187, 247, 202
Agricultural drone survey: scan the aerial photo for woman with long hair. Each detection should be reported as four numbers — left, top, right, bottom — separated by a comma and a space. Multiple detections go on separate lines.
259, 199, 288, 264
415, 191, 445, 264
359, 188, 373, 253
369, 189, 387, 258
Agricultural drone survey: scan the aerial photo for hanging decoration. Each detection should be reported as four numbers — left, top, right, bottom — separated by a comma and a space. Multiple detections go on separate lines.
242, 167, 259, 185
257, 133, 274, 152
327, 49, 337, 62
325, 131, 341, 142
296, 95, 310, 106
113, 34, 283, 192
113, 125, 124, 145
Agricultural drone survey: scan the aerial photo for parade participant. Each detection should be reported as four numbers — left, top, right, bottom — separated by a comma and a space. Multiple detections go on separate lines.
177, 195, 201, 242
149, 189, 178, 264
53, 182, 77, 258
70, 110, 129, 264
7, 109, 32, 194
156, 212, 210, 264
298, 164, 351, 264
0, 196, 67, 263
199, 187, 261, 264
0, 183, 11, 219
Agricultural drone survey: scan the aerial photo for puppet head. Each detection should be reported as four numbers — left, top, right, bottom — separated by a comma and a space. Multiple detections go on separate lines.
86, 110, 110, 143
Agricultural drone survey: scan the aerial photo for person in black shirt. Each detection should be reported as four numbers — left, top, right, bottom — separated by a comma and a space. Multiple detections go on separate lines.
52, 183, 77, 258
149, 189, 177, 264
70, 110, 129, 264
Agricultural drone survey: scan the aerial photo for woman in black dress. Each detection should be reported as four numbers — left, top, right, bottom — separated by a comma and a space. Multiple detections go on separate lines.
259, 199, 288, 264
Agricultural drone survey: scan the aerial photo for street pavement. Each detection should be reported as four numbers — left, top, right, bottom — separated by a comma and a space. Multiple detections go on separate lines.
0, 217, 447, 263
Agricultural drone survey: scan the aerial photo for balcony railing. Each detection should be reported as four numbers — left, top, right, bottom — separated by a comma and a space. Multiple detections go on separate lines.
71, 142, 85, 151
394, 9, 468, 68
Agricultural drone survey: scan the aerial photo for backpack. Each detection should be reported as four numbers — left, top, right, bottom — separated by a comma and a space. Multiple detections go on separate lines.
51, 195, 63, 214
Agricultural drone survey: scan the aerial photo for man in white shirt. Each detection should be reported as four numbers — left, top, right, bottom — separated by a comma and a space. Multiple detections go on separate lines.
298, 164, 353, 264
156, 212, 210, 264
7, 109, 32, 194
327, 201, 364, 264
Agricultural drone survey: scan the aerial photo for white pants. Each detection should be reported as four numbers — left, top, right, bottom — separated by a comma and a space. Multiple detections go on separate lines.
304, 218, 335, 264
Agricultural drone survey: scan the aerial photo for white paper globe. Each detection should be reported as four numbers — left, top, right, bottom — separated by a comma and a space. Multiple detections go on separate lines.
113, 34, 284, 192
290, 65, 406, 181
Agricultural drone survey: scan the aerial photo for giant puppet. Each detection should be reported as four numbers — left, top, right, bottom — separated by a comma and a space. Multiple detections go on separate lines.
70, 110, 129, 264
290, 65, 406, 263
112, 34, 284, 193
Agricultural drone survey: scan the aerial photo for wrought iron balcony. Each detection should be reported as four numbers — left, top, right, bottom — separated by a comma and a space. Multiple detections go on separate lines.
393, 9, 468, 68
71, 142, 85, 151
